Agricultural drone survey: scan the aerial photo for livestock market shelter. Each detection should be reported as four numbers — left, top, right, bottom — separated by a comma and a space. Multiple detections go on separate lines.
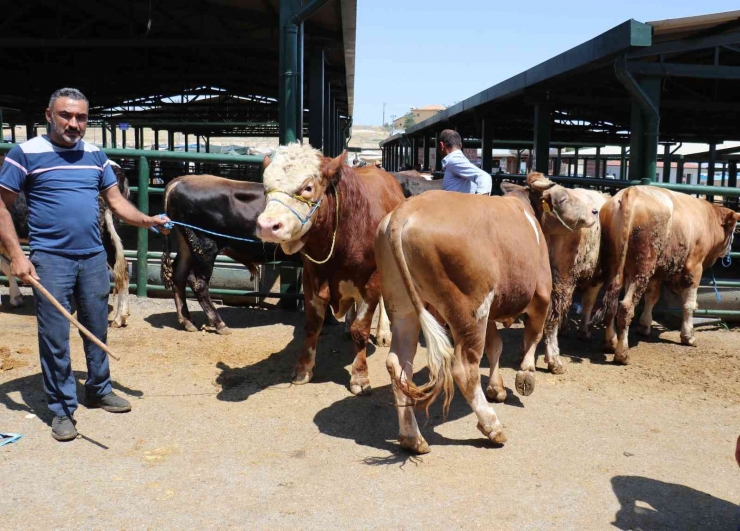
0, 0, 356, 156
0, 0, 357, 300
381, 10, 740, 190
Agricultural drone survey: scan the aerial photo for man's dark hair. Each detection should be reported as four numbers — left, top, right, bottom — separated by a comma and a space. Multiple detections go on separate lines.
439, 129, 462, 149
48, 88, 88, 110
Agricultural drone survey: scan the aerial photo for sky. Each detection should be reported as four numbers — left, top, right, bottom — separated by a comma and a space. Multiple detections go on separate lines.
352, 1, 739, 126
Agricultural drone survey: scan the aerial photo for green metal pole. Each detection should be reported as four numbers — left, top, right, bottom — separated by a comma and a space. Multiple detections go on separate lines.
136, 156, 150, 298
481, 117, 493, 174
640, 77, 660, 182
620, 145, 627, 179
102, 121, 107, 148
533, 104, 551, 175
573, 148, 579, 177
629, 100, 644, 180
707, 142, 716, 203
279, 0, 301, 145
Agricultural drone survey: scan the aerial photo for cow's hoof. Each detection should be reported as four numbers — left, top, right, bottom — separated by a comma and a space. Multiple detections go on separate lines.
109, 319, 123, 329
399, 435, 430, 455
636, 324, 651, 337
613, 353, 630, 365
477, 423, 507, 445
292, 371, 313, 385
485, 385, 507, 403
182, 321, 198, 333
350, 377, 372, 396
515, 370, 535, 396
577, 330, 592, 341
603, 340, 617, 353
548, 360, 565, 375
681, 335, 696, 347
216, 325, 232, 335
9, 296, 23, 308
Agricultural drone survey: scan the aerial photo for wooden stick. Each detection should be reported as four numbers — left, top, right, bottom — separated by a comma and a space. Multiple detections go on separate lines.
26, 276, 121, 362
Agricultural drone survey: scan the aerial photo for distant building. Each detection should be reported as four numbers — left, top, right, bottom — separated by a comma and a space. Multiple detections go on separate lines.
392, 105, 446, 130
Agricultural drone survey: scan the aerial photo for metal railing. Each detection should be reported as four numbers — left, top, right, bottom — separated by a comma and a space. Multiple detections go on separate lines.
0, 143, 299, 299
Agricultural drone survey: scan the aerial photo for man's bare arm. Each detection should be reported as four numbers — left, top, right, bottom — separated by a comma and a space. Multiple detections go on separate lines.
0, 188, 38, 282
101, 185, 170, 233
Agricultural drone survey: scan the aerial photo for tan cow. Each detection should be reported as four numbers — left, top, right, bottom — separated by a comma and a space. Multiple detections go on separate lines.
375, 185, 598, 453
596, 186, 739, 364
256, 144, 404, 395
503, 173, 607, 374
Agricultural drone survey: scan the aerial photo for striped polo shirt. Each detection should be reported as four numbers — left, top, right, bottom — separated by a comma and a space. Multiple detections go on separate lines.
0, 135, 118, 255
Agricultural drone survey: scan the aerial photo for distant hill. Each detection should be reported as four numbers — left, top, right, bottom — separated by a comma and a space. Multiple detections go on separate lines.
348, 125, 388, 150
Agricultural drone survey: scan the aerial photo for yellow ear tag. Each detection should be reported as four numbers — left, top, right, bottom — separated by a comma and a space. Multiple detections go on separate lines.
541, 199, 551, 212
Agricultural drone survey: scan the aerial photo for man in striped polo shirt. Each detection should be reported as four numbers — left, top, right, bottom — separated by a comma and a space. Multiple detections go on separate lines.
0, 88, 170, 441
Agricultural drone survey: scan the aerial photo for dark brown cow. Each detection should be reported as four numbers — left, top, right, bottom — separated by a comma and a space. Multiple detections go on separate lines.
255, 144, 405, 395
391, 170, 442, 198
375, 184, 597, 454
161, 175, 299, 334
596, 186, 739, 364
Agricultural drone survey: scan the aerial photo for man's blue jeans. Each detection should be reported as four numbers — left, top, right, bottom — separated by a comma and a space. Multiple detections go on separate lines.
30, 250, 112, 418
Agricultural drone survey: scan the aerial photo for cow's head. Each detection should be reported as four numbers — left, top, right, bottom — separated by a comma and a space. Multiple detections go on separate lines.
526, 173, 599, 234
715, 206, 740, 257
256, 143, 344, 255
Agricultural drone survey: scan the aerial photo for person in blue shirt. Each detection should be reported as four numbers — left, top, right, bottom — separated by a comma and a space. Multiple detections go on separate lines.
0, 88, 170, 441
439, 129, 492, 195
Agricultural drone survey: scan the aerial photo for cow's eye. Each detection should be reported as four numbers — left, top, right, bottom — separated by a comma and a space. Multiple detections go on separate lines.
303, 185, 313, 194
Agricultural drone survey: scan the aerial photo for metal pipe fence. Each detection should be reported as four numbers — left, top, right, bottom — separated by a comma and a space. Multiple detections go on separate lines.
0, 143, 295, 299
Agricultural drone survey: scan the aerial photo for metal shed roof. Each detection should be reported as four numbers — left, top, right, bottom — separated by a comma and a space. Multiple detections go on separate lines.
0, 0, 356, 135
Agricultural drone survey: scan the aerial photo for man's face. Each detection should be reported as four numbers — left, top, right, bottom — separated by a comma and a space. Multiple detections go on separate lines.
46, 97, 88, 146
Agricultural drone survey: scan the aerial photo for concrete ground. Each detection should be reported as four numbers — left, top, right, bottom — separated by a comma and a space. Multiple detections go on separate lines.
1, 289, 739, 530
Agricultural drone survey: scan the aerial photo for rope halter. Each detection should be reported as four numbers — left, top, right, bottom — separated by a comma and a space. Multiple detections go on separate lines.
265, 184, 340, 265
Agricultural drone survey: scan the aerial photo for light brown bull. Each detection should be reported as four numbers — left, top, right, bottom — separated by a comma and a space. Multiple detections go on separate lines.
503, 173, 607, 374
375, 184, 597, 453
596, 186, 739, 364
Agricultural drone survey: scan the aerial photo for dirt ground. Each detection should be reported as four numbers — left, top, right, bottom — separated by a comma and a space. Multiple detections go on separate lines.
1, 287, 739, 530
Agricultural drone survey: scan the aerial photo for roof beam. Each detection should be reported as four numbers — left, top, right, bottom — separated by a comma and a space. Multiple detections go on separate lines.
627, 30, 740, 59
627, 61, 740, 79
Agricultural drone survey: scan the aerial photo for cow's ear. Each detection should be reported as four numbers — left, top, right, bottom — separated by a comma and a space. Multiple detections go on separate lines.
321, 151, 345, 183
262, 155, 272, 171
734, 211, 740, 222
527, 172, 555, 193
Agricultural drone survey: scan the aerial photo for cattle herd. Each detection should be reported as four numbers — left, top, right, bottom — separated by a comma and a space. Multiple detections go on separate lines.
2, 144, 738, 454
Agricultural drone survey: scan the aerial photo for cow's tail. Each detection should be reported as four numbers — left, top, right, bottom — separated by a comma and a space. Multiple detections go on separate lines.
160, 183, 175, 290
388, 209, 454, 418
104, 209, 128, 294
593, 189, 635, 326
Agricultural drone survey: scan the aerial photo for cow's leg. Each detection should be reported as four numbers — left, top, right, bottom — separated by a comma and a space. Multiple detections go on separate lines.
344, 303, 356, 336
614, 274, 650, 365
578, 282, 602, 340
451, 321, 506, 445
0, 258, 23, 308
349, 276, 382, 395
109, 259, 130, 329
386, 313, 426, 453
517, 288, 549, 395
637, 279, 662, 336
543, 280, 575, 375
294, 278, 329, 385
172, 234, 197, 332
679, 270, 701, 346
375, 295, 391, 347
190, 258, 229, 334
484, 320, 506, 403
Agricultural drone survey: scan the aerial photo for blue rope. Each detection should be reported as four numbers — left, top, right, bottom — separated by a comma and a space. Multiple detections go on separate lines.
150, 214, 261, 243
722, 254, 732, 267
710, 267, 723, 303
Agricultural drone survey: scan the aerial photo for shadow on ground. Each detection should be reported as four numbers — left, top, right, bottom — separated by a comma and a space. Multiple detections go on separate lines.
0, 370, 142, 425
611, 475, 739, 530
212, 315, 377, 403
312, 365, 525, 466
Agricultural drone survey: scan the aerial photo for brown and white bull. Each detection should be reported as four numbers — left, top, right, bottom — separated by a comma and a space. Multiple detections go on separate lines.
255, 144, 405, 395
503, 173, 607, 374
375, 185, 598, 453
596, 186, 739, 364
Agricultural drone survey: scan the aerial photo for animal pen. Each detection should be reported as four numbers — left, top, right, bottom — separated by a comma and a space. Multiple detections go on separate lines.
381, 11, 740, 320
